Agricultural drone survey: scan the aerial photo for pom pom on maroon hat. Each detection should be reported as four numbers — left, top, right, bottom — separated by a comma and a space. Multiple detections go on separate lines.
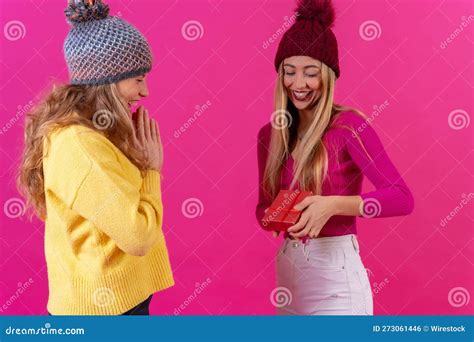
295, 0, 335, 28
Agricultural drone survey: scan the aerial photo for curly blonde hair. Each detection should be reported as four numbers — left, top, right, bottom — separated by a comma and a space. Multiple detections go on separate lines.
17, 83, 147, 221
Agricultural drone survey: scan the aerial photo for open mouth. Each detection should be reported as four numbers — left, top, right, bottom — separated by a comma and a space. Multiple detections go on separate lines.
291, 90, 313, 102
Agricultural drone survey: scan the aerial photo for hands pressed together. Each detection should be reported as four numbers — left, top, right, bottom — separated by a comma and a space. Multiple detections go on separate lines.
131, 106, 163, 173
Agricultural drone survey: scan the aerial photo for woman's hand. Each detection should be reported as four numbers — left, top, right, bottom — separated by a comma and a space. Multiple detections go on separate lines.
287, 195, 337, 239
132, 106, 163, 172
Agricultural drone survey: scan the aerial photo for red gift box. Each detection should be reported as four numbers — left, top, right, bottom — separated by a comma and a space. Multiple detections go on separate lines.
261, 189, 313, 231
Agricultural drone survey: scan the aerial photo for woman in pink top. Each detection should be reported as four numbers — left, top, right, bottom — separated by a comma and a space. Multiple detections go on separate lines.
256, 0, 414, 315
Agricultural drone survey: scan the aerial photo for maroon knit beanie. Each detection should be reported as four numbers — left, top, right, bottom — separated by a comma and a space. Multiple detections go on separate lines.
274, 0, 340, 78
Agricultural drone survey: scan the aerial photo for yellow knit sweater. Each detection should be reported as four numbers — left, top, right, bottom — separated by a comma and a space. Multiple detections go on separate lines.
42, 124, 174, 315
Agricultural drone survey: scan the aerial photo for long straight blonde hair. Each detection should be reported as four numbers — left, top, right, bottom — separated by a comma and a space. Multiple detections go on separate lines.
17, 83, 148, 221
263, 61, 370, 201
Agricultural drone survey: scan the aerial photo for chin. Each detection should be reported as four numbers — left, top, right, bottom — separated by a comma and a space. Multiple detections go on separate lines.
293, 102, 311, 110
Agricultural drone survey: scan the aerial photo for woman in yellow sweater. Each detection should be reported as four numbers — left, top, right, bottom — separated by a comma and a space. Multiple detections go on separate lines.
16, 0, 174, 315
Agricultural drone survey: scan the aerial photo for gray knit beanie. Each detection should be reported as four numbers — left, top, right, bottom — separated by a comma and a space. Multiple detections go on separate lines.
63, 0, 153, 86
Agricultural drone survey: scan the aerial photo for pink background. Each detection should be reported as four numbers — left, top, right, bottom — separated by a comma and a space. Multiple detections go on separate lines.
0, 0, 472, 315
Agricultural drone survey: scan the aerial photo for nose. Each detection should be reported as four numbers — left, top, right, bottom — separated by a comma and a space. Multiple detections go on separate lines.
294, 72, 307, 89
139, 79, 149, 98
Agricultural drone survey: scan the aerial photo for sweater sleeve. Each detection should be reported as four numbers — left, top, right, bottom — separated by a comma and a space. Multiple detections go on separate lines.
342, 112, 414, 218
50, 129, 164, 257
256, 124, 273, 229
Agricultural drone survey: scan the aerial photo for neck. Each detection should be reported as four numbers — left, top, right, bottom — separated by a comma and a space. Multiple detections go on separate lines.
298, 108, 313, 135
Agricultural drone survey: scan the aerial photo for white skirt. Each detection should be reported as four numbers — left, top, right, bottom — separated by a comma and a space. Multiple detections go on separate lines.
275, 233, 373, 315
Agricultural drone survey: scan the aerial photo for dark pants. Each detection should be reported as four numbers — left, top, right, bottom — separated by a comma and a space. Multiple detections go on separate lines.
122, 295, 153, 315
47, 294, 153, 316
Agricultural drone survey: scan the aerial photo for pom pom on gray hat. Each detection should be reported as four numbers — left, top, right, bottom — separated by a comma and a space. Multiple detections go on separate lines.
63, 0, 153, 86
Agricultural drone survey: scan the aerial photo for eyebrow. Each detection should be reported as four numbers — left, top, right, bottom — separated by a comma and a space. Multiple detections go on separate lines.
283, 64, 320, 70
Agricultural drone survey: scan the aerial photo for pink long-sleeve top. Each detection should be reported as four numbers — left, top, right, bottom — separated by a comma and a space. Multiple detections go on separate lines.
256, 111, 414, 237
